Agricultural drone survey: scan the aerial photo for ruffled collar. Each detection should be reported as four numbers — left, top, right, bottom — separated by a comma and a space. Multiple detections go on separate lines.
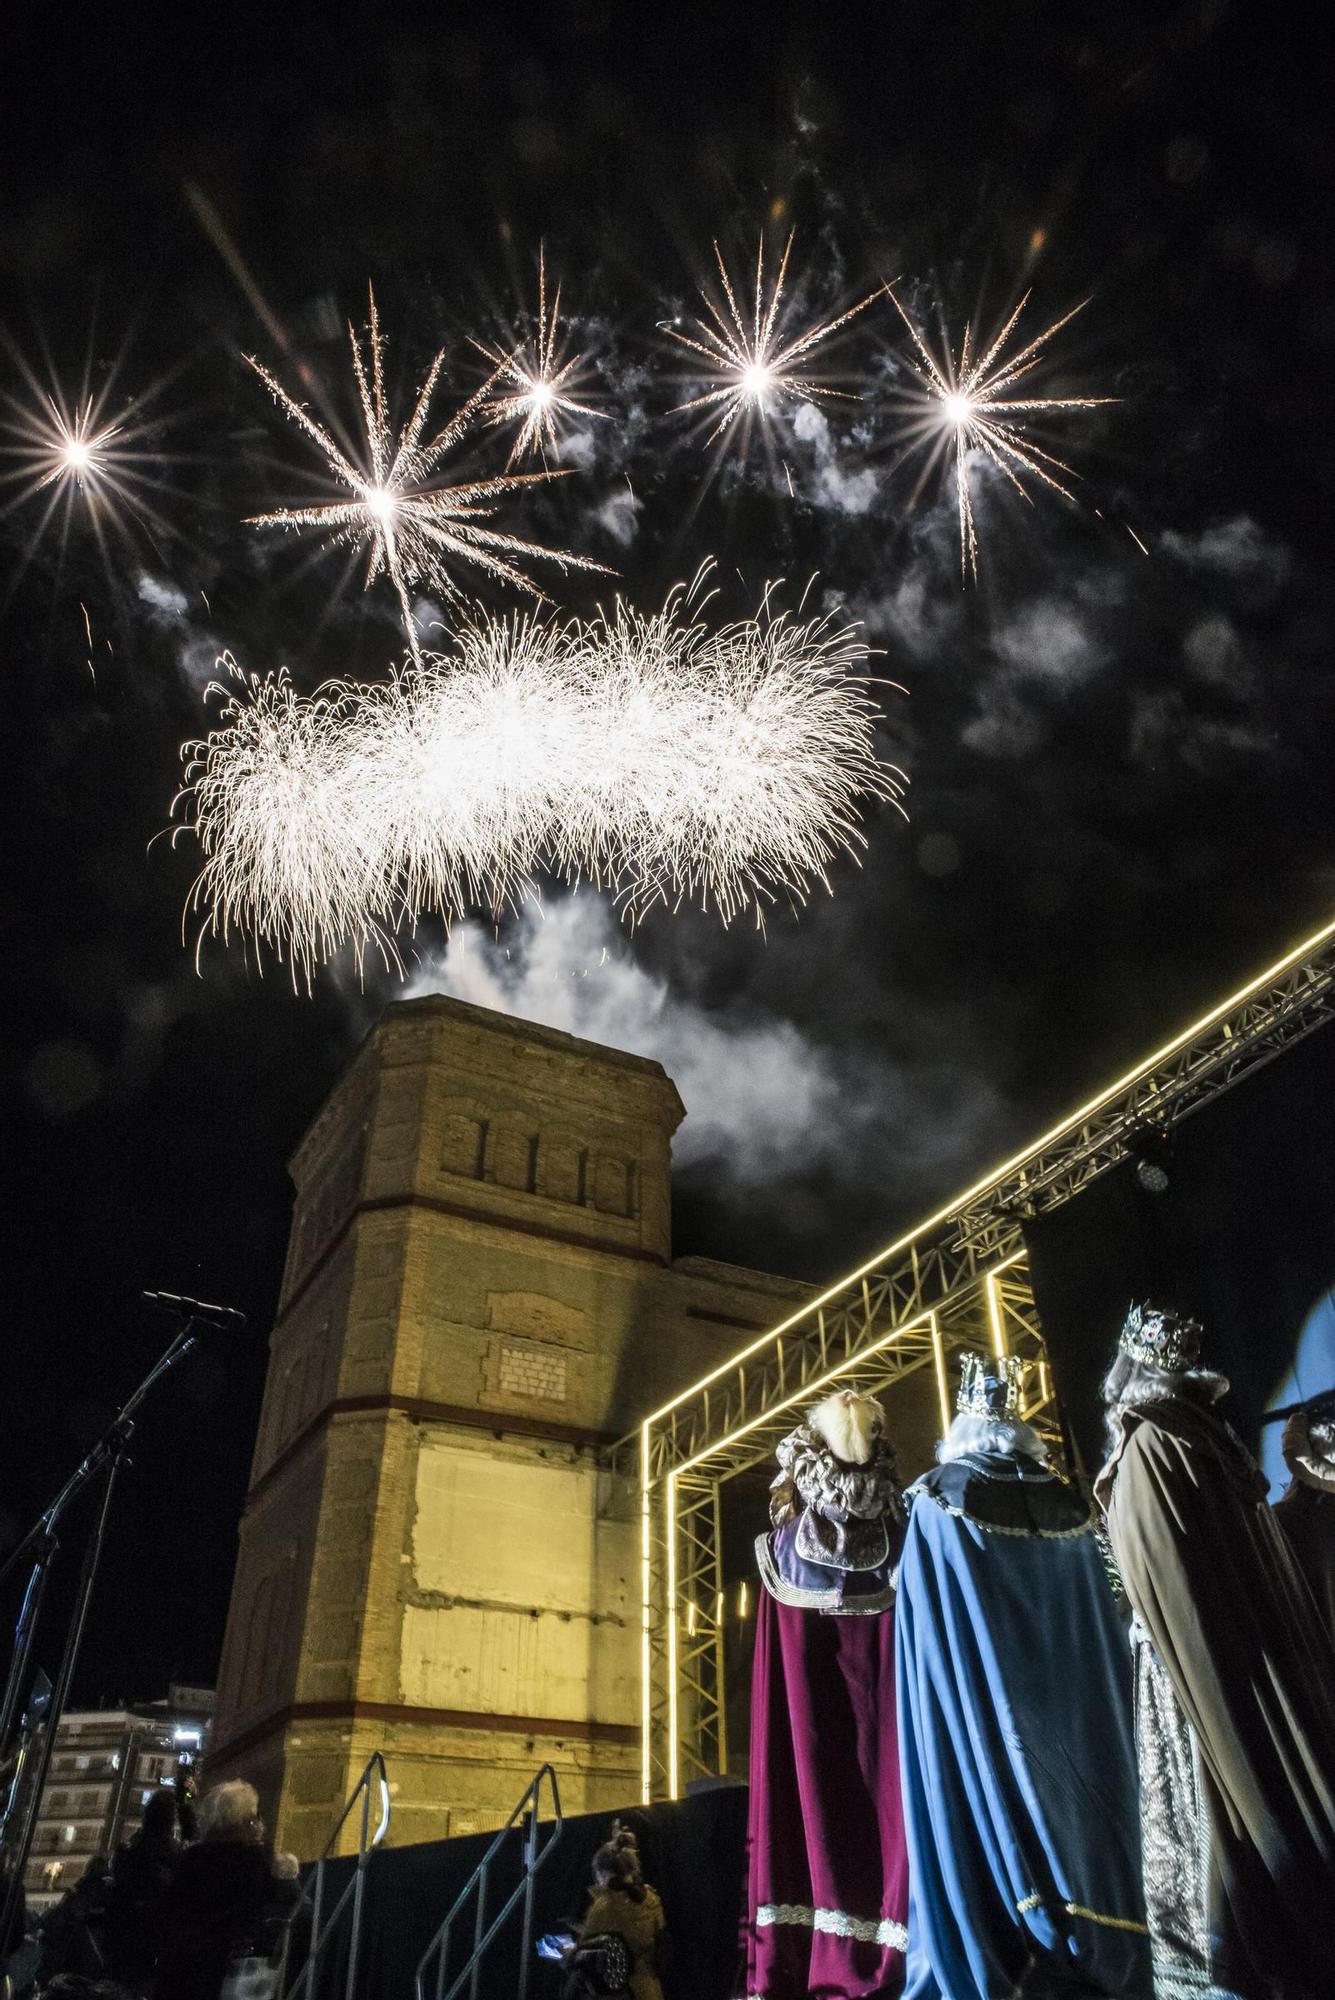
770, 1423, 903, 1529
1289, 1451, 1335, 1494
1282, 1411, 1335, 1493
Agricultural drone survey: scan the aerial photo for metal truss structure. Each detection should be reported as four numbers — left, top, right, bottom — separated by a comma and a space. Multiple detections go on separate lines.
608, 913, 1335, 1800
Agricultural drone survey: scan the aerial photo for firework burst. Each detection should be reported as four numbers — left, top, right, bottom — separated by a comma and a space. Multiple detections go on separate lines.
174, 570, 905, 985
472, 248, 608, 465
665, 232, 878, 446
0, 341, 177, 570
28, 398, 121, 489
885, 286, 1113, 580
245, 286, 610, 642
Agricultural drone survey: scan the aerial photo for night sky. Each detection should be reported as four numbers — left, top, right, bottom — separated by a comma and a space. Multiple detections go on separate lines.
2, 3, 1332, 1706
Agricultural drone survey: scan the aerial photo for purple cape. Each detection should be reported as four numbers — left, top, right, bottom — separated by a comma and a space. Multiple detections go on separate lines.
743, 1548, 907, 1999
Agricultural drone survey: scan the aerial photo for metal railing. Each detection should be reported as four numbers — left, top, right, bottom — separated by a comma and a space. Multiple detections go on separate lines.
415, 1764, 563, 2000
283, 1750, 391, 2000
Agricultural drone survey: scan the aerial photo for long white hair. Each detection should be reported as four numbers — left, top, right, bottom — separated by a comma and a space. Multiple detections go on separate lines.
937, 1411, 1050, 1465
198, 1780, 261, 1844
808, 1388, 886, 1466
1100, 1349, 1228, 1454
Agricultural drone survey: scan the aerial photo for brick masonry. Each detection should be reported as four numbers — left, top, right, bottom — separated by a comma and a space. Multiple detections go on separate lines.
208, 996, 812, 1856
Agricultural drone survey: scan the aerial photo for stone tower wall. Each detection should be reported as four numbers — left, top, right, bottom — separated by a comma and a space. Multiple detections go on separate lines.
209, 997, 809, 1854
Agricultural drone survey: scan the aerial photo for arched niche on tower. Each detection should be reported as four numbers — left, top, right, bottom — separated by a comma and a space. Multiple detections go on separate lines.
540, 1128, 589, 1207
437, 1096, 489, 1182
593, 1154, 637, 1219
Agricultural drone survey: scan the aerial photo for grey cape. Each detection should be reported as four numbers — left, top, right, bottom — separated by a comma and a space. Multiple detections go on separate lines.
1097, 1395, 1335, 2000
1274, 1478, 1335, 1647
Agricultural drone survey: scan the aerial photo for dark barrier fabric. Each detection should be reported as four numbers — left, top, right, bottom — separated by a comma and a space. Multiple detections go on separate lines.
1024, 1017, 1335, 1484
310, 1783, 748, 2000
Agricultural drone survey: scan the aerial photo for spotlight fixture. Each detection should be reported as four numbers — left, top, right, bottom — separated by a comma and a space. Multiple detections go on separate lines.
1131, 1126, 1174, 1195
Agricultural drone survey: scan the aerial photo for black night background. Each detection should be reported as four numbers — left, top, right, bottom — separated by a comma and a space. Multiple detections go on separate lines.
2, 2, 1332, 1712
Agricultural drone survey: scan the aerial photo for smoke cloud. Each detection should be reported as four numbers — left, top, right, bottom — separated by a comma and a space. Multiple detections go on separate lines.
791, 402, 880, 516
137, 570, 226, 691
1159, 515, 1291, 604
403, 895, 1005, 1204
591, 484, 642, 547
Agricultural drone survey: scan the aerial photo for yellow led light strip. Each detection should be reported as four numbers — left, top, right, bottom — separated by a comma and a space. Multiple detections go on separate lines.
671, 1309, 936, 1479
643, 911, 1335, 1798
666, 1468, 680, 1798
985, 1248, 1025, 1360
930, 1315, 951, 1436
639, 1424, 653, 1804
639, 912, 1335, 1433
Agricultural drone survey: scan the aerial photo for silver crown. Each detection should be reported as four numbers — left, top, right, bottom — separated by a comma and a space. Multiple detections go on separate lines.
957, 1352, 1024, 1421
1118, 1301, 1202, 1373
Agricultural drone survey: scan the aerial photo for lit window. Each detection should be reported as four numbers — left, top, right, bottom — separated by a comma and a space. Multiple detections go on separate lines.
75, 1755, 90, 1771
110, 1753, 121, 1771
63, 1826, 76, 1843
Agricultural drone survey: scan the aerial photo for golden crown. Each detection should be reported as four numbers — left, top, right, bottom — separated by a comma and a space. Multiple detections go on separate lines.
1118, 1301, 1202, 1373
957, 1352, 1024, 1421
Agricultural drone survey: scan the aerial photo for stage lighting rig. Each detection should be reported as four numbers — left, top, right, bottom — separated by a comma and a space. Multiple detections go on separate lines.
1131, 1125, 1174, 1196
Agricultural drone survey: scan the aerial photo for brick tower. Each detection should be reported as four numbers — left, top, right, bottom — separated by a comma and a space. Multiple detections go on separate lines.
208, 997, 807, 1853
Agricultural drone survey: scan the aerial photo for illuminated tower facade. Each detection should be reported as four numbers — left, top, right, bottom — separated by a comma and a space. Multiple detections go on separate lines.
209, 996, 807, 1853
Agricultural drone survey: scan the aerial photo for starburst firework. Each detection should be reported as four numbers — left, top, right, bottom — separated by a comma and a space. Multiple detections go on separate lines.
245, 287, 609, 640
666, 232, 877, 444
885, 286, 1113, 579
28, 398, 121, 488
0, 347, 175, 563
175, 571, 905, 985
472, 248, 607, 465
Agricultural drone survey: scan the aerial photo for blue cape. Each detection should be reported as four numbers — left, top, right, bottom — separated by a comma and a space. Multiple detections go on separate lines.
895, 1456, 1152, 1999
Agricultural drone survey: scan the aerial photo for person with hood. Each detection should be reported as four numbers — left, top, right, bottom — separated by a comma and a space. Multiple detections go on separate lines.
1097, 1303, 1335, 2000
1271, 1387, 1335, 1643
896, 1354, 1150, 2000
744, 1387, 908, 2000
102, 1787, 187, 1996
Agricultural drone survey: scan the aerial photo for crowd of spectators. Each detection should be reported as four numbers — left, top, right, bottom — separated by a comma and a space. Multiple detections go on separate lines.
7, 1789, 671, 2000
8, 1779, 307, 2000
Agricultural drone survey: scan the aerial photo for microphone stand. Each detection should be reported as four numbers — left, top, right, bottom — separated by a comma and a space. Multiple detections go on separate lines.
0, 1305, 218, 1950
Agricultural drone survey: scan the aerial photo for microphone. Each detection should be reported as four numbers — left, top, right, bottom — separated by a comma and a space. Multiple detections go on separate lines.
142, 1290, 248, 1332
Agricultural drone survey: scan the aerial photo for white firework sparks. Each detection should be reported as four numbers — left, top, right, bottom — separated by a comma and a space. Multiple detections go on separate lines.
29, 397, 121, 489
174, 665, 409, 974
565, 579, 903, 919
666, 232, 877, 444
175, 571, 905, 985
472, 247, 608, 465
245, 286, 610, 639
885, 285, 1113, 580
0, 349, 175, 561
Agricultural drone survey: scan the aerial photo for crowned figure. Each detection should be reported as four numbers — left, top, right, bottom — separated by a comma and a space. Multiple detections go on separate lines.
1097, 1304, 1335, 2000
896, 1353, 1151, 2000
1273, 1387, 1335, 1646
743, 1388, 908, 2000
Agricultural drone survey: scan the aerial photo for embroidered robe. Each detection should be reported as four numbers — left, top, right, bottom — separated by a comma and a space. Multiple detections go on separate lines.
744, 1424, 908, 1999
1099, 1397, 1335, 2000
896, 1451, 1152, 2000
